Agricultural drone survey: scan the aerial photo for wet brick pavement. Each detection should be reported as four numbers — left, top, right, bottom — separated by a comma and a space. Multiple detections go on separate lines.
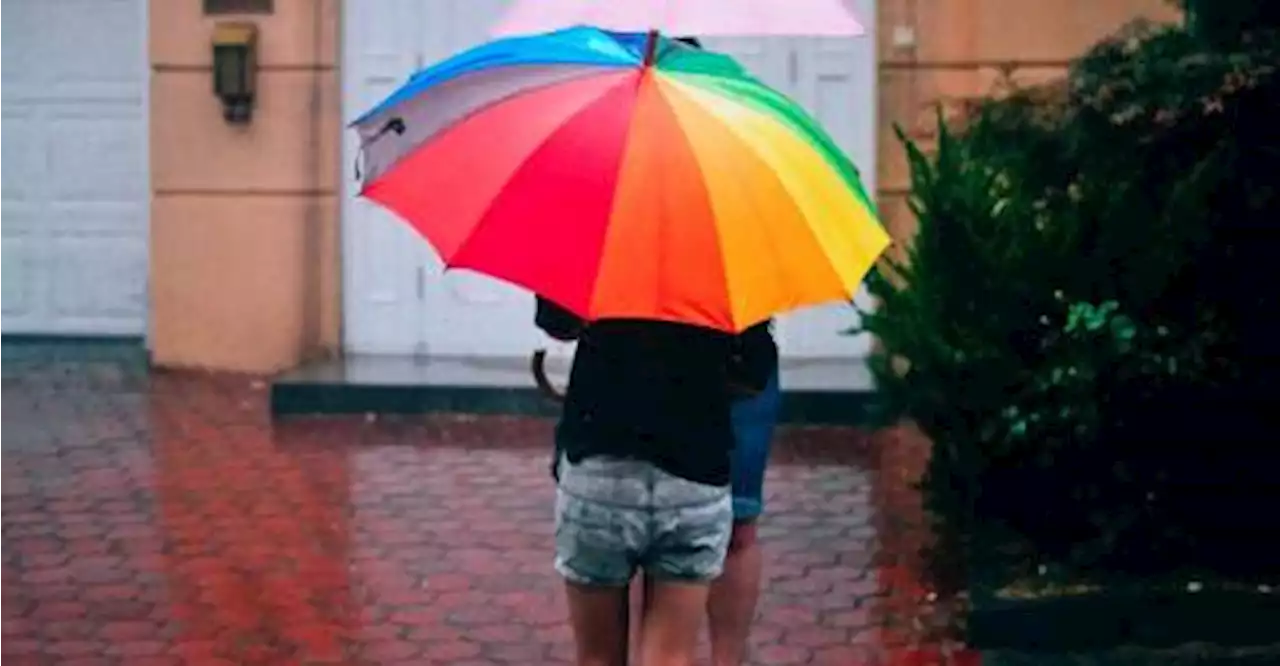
2, 342, 970, 665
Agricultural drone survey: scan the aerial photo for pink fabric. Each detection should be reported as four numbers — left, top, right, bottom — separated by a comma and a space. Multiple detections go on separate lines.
492, 0, 865, 38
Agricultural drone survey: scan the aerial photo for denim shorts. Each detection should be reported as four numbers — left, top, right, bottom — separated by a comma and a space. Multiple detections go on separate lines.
730, 370, 781, 521
554, 455, 733, 587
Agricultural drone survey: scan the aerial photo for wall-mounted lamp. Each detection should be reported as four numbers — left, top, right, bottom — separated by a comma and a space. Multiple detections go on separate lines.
212, 22, 258, 124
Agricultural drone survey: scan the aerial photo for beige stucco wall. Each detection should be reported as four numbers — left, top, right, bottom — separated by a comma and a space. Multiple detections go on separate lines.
149, 0, 341, 373
147, 0, 1177, 373
875, 0, 1180, 262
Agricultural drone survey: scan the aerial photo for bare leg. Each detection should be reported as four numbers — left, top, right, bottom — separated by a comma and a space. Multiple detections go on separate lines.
629, 577, 647, 665
564, 581, 630, 666
707, 520, 763, 666
638, 578, 712, 666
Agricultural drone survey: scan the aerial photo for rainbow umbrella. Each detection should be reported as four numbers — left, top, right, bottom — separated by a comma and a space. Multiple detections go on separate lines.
353, 27, 889, 332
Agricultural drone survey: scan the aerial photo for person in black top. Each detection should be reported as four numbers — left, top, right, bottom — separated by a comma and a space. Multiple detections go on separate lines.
537, 296, 775, 666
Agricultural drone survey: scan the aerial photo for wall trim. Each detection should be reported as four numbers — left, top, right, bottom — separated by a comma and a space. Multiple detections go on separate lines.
154, 188, 337, 198
338, 0, 355, 355
152, 63, 337, 73
879, 59, 1072, 70
142, 0, 155, 351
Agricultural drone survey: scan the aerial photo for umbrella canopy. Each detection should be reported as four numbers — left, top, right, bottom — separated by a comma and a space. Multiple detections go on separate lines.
353, 27, 888, 333
493, 0, 865, 37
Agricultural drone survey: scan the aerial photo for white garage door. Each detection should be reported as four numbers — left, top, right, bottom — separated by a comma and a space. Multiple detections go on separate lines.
342, 0, 876, 358
1, 0, 150, 337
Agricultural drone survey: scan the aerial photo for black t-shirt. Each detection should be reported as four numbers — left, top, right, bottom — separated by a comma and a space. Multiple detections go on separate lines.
536, 298, 778, 487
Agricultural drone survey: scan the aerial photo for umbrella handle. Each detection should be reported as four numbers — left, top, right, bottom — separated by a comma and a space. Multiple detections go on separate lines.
530, 349, 566, 403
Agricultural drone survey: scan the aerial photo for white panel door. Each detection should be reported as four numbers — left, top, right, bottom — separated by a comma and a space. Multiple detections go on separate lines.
1, 0, 149, 336
342, 1, 877, 359
342, 0, 437, 355
344, 0, 544, 357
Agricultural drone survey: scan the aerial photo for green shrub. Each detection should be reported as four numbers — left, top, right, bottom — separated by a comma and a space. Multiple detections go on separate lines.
1182, 0, 1280, 48
859, 18, 1279, 585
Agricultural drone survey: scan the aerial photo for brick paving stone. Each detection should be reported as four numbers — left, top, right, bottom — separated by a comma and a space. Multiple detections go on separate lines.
2, 342, 972, 665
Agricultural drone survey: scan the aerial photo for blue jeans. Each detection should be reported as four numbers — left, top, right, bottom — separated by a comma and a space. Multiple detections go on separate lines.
730, 371, 781, 521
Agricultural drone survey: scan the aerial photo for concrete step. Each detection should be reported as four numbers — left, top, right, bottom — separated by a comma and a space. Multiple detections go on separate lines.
270, 353, 876, 425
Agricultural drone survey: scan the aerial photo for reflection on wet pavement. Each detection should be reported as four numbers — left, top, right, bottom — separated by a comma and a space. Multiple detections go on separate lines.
2, 343, 972, 665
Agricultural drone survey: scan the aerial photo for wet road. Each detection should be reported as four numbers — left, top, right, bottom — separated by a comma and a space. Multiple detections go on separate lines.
2, 342, 969, 665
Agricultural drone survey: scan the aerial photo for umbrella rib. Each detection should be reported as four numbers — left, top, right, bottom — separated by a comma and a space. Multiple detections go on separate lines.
659, 75, 839, 327
652, 72, 732, 329
679, 73, 876, 212
667, 71, 877, 215
651, 78, 742, 329
447, 72, 642, 317
359, 66, 620, 186
664, 76, 878, 301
